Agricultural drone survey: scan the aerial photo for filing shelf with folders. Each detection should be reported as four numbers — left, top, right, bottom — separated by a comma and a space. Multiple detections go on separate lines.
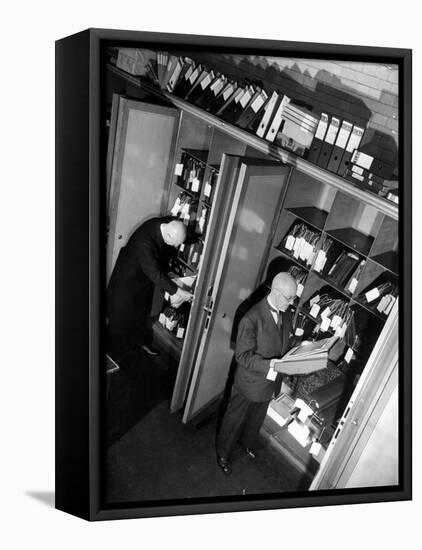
113, 48, 399, 208
105, 54, 399, 475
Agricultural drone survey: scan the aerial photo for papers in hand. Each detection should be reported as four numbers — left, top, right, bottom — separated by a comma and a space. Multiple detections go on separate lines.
173, 275, 197, 290
272, 335, 339, 375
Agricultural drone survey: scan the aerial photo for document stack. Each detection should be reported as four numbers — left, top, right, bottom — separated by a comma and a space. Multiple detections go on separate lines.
272, 335, 341, 376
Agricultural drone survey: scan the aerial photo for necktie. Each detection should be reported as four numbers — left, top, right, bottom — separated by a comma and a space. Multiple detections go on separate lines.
269, 305, 282, 328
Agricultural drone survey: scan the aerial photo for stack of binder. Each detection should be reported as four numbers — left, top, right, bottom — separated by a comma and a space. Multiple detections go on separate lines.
307, 115, 366, 176
275, 103, 320, 157
141, 52, 400, 205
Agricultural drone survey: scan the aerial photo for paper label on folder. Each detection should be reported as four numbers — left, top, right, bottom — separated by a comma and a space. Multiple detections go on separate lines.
234, 89, 246, 104
345, 348, 354, 363
335, 121, 353, 148
310, 295, 320, 306
366, 288, 380, 303
348, 278, 358, 294
191, 178, 200, 192
345, 126, 365, 153
204, 183, 212, 197
176, 327, 185, 339
352, 150, 373, 170
222, 84, 234, 100
296, 284, 304, 298
325, 118, 341, 144
174, 163, 184, 176
240, 88, 252, 107
314, 250, 326, 273
320, 307, 331, 318
251, 92, 267, 112
315, 113, 329, 139
310, 304, 320, 318
320, 316, 331, 332
285, 235, 295, 250
189, 66, 201, 83
212, 79, 225, 96
200, 72, 212, 89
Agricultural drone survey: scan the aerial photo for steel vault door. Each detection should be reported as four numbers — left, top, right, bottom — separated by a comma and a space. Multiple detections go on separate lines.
174, 158, 290, 423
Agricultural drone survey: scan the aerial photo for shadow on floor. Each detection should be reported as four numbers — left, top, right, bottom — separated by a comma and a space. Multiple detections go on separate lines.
25, 491, 55, 508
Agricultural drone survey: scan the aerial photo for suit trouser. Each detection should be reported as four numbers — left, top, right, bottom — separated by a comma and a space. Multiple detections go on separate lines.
216, 387, 270, 460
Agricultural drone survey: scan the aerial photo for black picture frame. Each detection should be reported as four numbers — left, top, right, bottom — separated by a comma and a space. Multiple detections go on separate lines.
55, 28, 412, 521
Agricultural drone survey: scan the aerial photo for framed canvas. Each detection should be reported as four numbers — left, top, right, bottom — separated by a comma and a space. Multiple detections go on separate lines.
55, 28, 412, 521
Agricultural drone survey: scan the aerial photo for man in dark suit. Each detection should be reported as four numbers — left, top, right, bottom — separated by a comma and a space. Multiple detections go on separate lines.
216, 272, 297, 474
107, 216, 193, 361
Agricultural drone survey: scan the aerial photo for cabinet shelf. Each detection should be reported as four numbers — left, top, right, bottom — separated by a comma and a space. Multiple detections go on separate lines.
370, 251, 399, 275
325, 228, 374, 257
175, 256, 198, 274
274, 246, 311, 272
312, 271, 354, 300
153, 321, 184, 354
107, 62, 399, 221
350, 297, 388, 322
286, 207, 329, 231
175, 182, 201, 197
182, 148, 210, 164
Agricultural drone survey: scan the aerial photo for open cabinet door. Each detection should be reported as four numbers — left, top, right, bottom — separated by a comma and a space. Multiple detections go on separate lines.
107, 94, 179, 280
171, 156, 291, 422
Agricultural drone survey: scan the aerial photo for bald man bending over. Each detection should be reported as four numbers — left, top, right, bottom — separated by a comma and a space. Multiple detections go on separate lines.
107, 216, 192, 360
216, 272, 297, 474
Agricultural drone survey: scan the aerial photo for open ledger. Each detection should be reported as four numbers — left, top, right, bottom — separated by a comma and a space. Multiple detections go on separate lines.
272, 335, 340, 376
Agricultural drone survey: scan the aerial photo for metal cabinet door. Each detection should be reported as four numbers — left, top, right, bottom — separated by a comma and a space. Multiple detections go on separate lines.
107, 95, 179, 280
176, 158, 291, 422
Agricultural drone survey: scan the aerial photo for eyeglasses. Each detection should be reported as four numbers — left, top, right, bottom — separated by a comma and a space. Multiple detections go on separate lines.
273, 288, 296, 304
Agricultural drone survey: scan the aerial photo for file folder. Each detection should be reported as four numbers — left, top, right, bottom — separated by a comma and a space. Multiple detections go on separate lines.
172, 61, 199, 97
194, 74, 224, 110
337, 125, 365, 176
306, 113, 329, 164
167, 58, 194, 93
216, 85, 244, 117
185, 69, 214, 104
206, 79, 235, 113
220, 86, 253, 123
256, 91, 280, 138
247, 94, 272, 133
265, 95, 291, 143
317, 116, 341, 169
161, 54, 179, 89
235, 89, 268, 129
166, 58, 184, 93
327, 120, 353, 173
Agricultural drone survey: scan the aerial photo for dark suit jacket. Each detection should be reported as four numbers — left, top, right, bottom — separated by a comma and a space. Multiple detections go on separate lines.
107, 217, 179, 334
234, 297, 294, 402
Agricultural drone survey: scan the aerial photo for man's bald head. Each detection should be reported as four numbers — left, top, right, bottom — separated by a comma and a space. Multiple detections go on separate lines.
268, 272, 297, 312
162, 220, 187, 248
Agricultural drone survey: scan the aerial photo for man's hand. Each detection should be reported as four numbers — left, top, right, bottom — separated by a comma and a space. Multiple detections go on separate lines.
170, 288, 193, 308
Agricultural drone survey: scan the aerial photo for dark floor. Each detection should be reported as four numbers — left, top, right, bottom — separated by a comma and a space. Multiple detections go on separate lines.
105, 348, 309, 504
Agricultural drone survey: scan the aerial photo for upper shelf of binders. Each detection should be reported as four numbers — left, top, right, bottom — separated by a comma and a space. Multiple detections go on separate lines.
107, 51, 398, 220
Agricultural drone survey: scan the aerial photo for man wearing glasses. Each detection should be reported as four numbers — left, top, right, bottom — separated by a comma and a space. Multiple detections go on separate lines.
216, 272, 297, 475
